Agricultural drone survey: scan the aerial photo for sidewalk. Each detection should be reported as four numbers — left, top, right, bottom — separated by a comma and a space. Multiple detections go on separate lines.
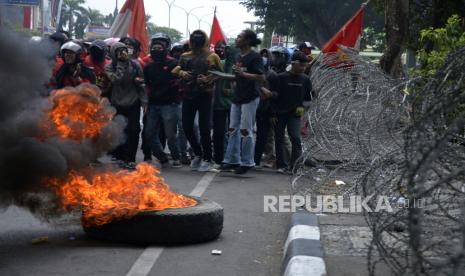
319, 213, 391, 276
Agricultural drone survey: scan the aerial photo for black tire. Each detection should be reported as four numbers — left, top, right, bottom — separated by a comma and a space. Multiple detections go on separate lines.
83, 196, 223, 245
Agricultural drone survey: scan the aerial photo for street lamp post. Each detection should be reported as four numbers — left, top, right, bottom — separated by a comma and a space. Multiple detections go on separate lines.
163, 0, 176, 28
191, 13, 212, 30
174, 5, 203, 38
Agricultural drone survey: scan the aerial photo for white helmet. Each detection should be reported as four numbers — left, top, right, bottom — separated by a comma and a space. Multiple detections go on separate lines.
60, 41, 82, 56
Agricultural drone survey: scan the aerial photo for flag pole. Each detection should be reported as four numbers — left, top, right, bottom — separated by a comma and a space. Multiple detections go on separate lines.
362, 0, 371, 8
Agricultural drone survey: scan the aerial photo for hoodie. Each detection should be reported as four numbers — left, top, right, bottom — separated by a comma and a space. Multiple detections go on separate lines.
105, 42, 148, 108
178, 30, 223, 99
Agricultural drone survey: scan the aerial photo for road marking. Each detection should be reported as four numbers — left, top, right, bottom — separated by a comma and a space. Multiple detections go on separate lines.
126, 247, 164, 276
126, 172, 217, 276
189, 172, 217, 197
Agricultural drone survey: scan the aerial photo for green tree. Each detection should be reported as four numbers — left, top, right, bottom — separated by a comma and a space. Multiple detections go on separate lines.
411, 15, 465, 78
83, 7, 104, 26
58, 0, 86, 38
145, 14, 183, 43
240, 0, 384, 47
361, 27, 385, 52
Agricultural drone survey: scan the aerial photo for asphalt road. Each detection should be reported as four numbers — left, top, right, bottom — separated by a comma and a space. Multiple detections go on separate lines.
0, 164, 291, 276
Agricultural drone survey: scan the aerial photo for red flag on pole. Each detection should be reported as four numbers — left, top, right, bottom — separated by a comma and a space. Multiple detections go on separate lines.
322, 7, 365, 53
109, 0, 149, 56
209, 11, 228, 51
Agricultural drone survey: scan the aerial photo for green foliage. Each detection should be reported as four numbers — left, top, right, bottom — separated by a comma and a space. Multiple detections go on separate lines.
240, 0, 383, 47
146, 22, 183, 43
411, 15, 465, 78
371, 0, 465, 50
361, 27, 385, 52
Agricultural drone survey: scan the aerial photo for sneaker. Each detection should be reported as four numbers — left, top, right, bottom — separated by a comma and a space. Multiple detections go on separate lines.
171, 160, 182, 168
277, 167, 292, 175
198, 160, 213, 172
276, 168, 287, 174
144, 156, 152, 162
264, 160, 275, 168
180, 154, 191, 165
190, 157, 202, 170
234, 166, 253, 175
213, 163, 222, 170
220, 163, 239, 172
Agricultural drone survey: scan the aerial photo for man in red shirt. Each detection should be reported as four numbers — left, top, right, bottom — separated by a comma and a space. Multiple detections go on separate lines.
53, 41, 95, 89
83, 40, 111, 97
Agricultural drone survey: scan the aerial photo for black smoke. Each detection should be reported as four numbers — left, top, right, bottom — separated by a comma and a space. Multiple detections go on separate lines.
0, 27, 125, 220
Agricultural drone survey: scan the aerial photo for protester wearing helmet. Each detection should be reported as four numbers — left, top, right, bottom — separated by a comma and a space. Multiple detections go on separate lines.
143, 33, 183, 168
105, 42, 147, 170
142, 33, 171, 65
53, 41, 96, 89
83, 40, 111, 97
172, 30, 223, 172
269, 46, 290, 73
170, 43, 184, 61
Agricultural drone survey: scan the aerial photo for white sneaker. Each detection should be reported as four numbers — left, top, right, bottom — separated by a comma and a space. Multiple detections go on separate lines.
198, 160, 213, 172
190, 157, 201, 170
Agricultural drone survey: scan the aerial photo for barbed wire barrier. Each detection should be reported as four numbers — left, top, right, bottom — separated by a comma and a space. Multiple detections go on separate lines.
293, 46, 465, 275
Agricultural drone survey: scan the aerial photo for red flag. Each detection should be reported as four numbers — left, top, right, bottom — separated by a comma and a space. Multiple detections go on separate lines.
109, 0, 149, 56
209, 14, 228, 50
322, 7, 364, 53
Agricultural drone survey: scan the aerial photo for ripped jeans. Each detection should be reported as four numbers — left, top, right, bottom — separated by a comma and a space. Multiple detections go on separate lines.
223, 97, 260, 167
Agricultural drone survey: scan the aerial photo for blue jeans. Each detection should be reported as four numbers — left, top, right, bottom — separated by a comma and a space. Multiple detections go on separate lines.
145, 103, 181, 161
223, 97, 259, 167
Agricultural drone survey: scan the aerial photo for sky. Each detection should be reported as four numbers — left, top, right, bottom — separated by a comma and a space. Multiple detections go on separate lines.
85, 0, 258, 39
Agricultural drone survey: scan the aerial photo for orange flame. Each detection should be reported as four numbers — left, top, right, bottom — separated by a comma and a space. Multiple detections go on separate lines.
48, 163, 197, 227
45, 86, 114, 141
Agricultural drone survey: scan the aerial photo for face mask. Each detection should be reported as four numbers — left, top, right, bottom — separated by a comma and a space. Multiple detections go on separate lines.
127, 48, 134, 56
90, 48, 105, 62
191, 35, 205, 49
262, 57, 268, 66
151, 49, 167, 60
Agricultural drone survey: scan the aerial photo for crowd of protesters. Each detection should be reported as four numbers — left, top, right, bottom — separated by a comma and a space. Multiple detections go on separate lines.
44, 28, 314, 175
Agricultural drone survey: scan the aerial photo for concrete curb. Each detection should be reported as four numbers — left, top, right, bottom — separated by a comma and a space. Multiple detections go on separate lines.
282, 208, 326, 276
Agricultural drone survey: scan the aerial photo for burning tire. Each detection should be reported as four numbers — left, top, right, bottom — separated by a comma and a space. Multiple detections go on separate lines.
83, 196, 223, 245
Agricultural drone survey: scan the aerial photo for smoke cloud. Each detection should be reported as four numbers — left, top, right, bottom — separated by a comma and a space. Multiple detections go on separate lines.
0, 27, 125, 220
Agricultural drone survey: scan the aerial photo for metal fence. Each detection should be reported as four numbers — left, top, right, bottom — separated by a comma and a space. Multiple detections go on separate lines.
293, 46, 465, 275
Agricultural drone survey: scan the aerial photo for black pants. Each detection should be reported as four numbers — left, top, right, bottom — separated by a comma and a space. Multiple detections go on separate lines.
275, 113, 302, 169
114, 102, 141, 163
254, 111, 272, 166
182, 96, 212, 162
213, 109, 229, 164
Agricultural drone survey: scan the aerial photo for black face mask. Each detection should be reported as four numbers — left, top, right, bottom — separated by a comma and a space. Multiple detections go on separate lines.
151, 49, 167, 60
90, 47, 105, 62
191, 35, 206, 49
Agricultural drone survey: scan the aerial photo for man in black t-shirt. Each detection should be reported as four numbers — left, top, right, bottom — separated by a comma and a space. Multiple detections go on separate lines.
272, 52, 313, 173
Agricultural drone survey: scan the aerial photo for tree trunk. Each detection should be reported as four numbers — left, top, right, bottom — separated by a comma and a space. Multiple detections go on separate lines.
379, 0, 409, 78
